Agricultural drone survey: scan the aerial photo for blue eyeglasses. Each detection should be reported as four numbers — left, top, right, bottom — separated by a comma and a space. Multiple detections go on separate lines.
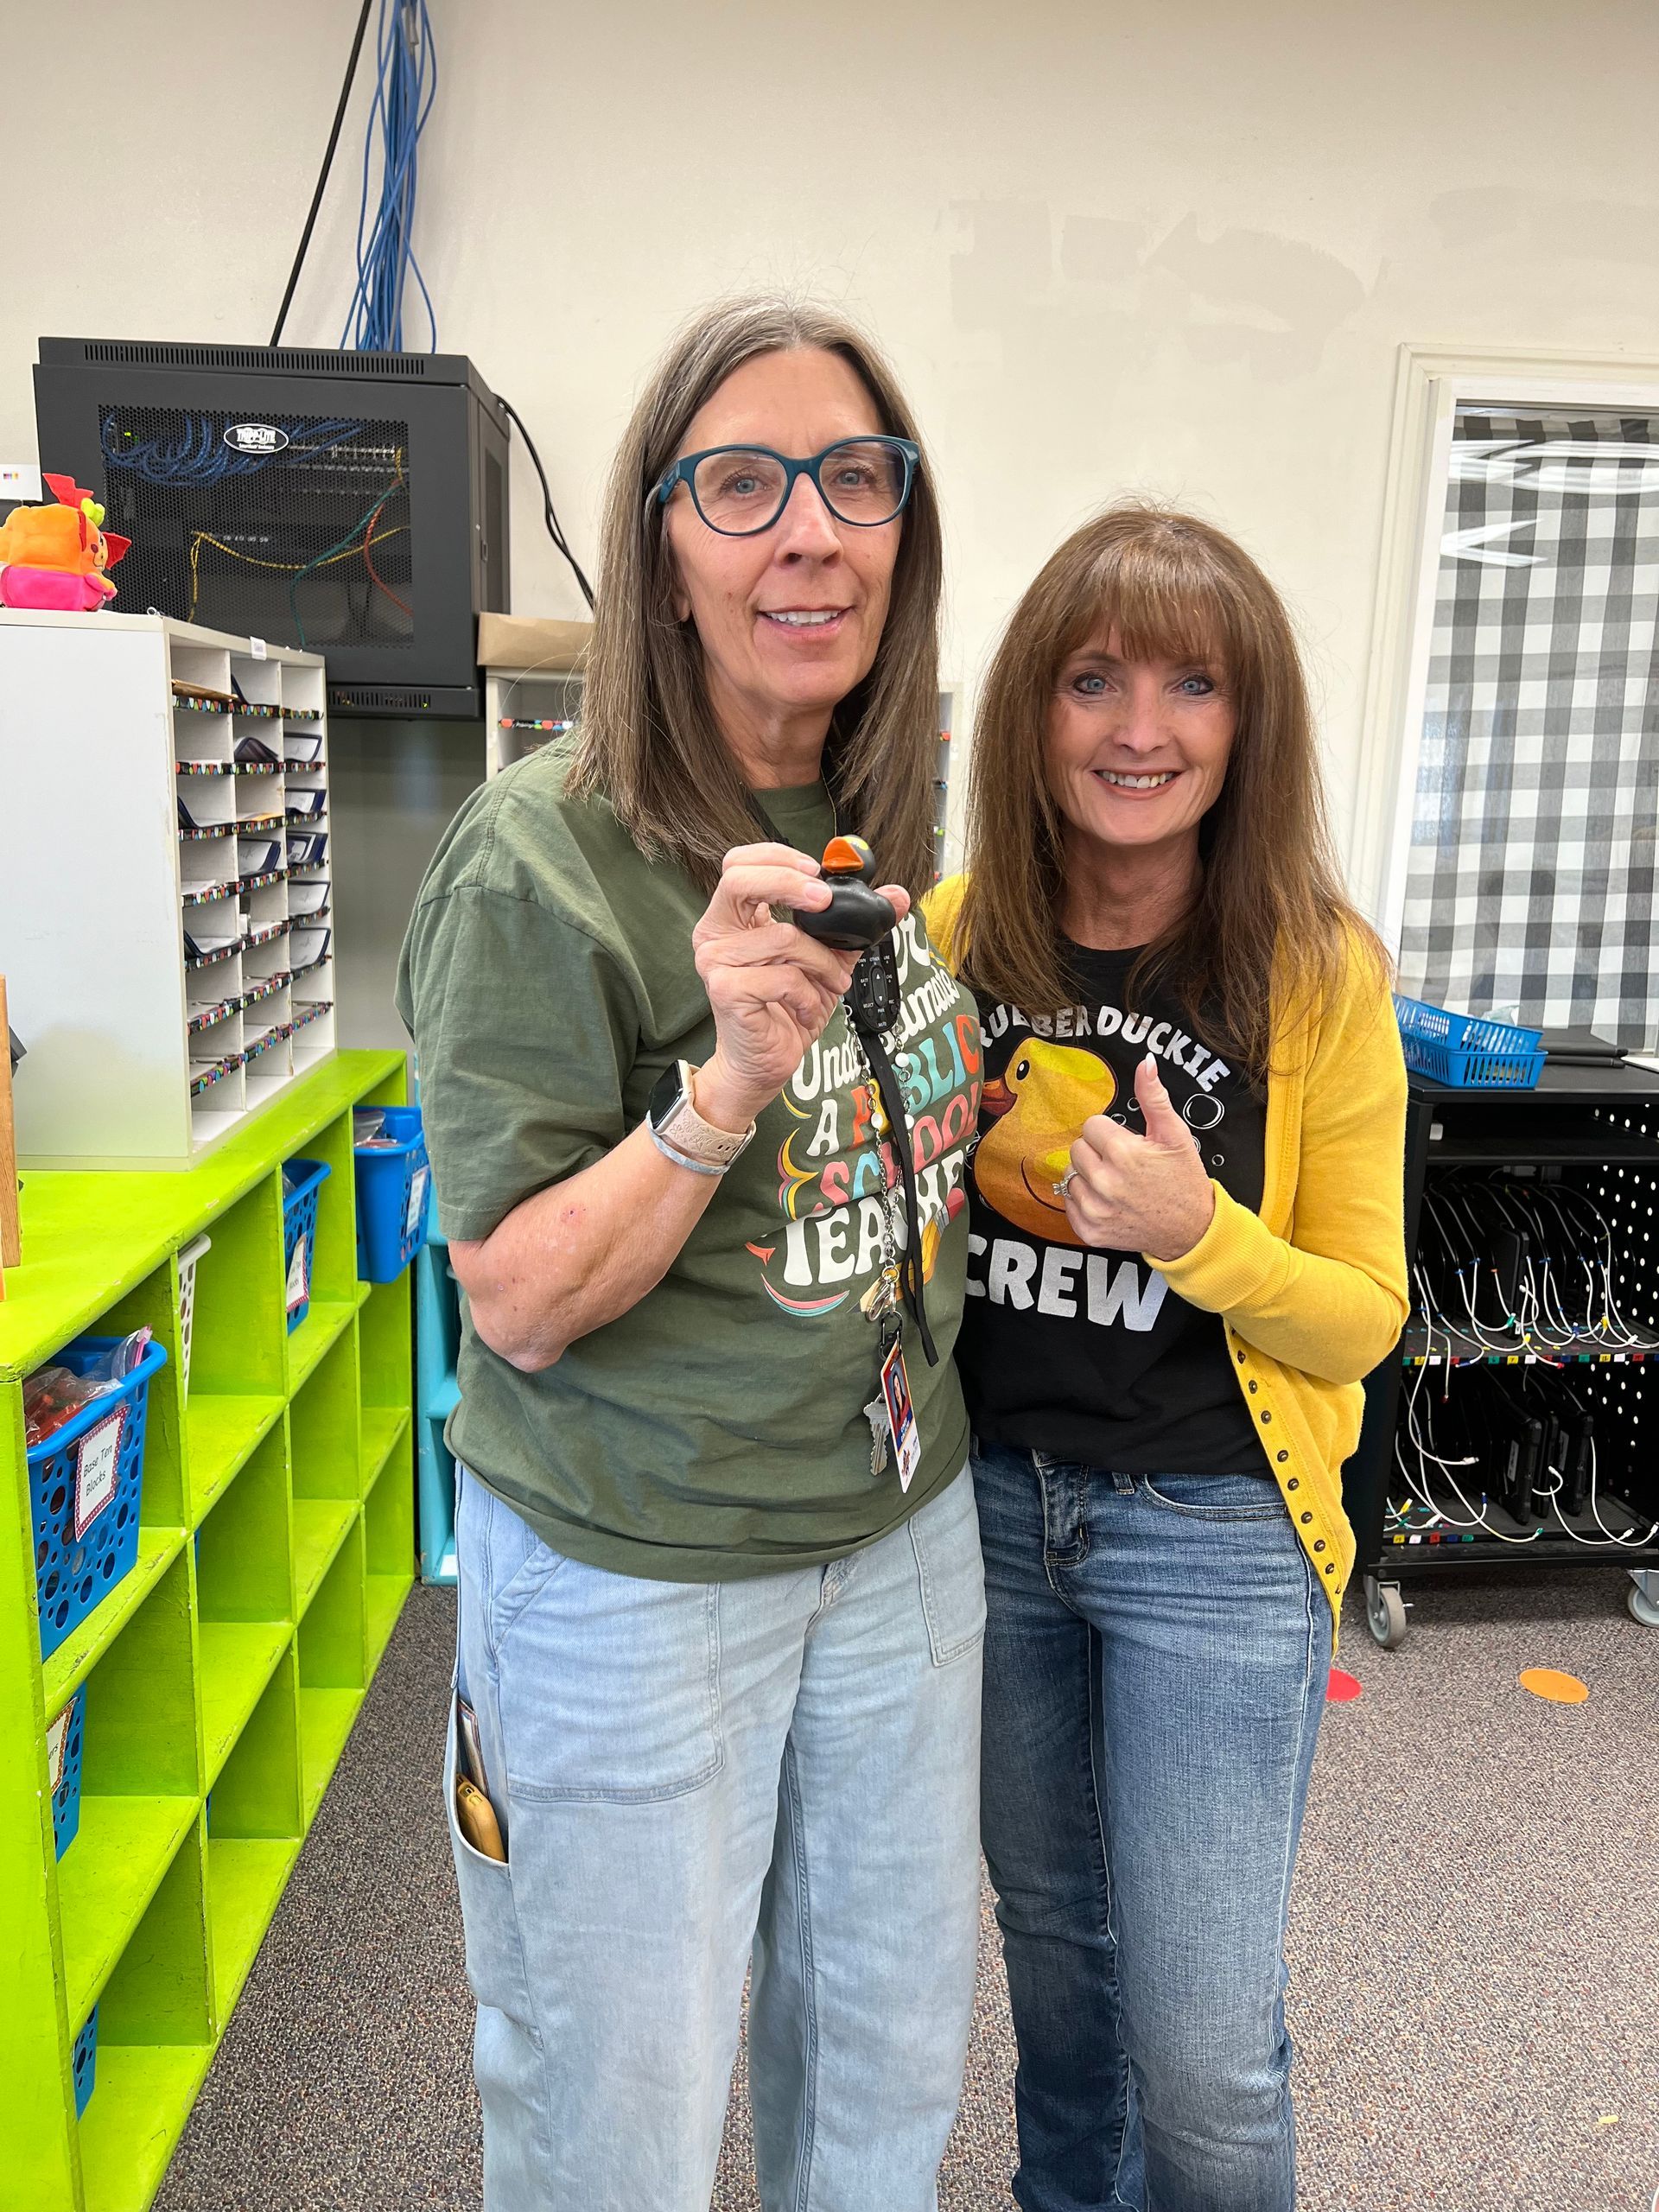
655, 436, 919, 537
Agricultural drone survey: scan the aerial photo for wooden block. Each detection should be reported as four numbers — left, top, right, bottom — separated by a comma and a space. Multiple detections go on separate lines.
476, 612, 592, 671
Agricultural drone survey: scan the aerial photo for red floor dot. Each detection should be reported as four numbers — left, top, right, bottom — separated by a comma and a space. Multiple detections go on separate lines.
1326, 1667, 1363, 1702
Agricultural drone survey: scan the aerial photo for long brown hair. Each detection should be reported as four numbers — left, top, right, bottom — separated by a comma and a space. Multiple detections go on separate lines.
569, 296, 943, 897
958, 504, 1380, 1074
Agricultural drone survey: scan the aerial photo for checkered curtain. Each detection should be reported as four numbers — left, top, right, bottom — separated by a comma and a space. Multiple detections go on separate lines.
1397, 410, 1659, 1048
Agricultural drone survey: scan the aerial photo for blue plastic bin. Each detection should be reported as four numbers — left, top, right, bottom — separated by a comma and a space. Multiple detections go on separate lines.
48, 1683, 87, 1859
283, 1158, 331, 1332
72, 2006, 98, 2118
355, 1106, 430, 1282
28, 1337, 168, 1662
1393, 995, 1546, 1090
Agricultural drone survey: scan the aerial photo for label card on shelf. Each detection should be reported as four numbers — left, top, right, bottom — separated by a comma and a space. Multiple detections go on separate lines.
45, 1704, 72, 1793
251, 637, 268, 659
73, 1408, 126, 1539
287, 1235, 309, 1316
406, 1164, 430, 1242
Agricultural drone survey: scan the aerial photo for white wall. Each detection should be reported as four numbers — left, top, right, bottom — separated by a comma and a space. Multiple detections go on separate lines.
8, 0, 1659, 920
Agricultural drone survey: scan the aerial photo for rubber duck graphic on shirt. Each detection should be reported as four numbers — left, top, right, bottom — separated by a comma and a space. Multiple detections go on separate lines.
972, 1039, 1118, 1247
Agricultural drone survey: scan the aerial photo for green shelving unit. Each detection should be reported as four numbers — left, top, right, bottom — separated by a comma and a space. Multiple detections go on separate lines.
1, 1052, 416, 2212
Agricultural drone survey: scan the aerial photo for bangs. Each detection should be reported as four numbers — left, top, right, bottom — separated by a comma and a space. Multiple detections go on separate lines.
1054, 527, 1243, 680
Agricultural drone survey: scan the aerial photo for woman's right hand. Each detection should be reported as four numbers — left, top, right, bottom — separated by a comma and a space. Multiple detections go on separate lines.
691, 842, 907, 1131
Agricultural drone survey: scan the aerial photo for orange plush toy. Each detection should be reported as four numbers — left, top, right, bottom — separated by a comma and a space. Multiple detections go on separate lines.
0, 474, 130, 610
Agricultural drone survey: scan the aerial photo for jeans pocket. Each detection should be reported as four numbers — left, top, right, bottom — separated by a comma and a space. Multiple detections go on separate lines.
444, 1691, 536, 2022
1140, 1471, 1287, 1522
910, 1465, 988, 1666
496, 1559, 724, 1805
468, 1473, 569, 1656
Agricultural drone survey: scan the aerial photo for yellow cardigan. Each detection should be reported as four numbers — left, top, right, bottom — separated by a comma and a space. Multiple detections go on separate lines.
924, 874, 1409, 1632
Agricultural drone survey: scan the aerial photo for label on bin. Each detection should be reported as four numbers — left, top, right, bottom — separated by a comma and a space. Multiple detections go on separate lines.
46, 1705, 72, 1793
405, 1164, 429, 1243
73, 1408, 126, 1540
287, 1233, 309, 1315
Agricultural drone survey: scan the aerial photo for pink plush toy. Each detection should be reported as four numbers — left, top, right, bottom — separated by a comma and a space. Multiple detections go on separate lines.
0, 474, 130, 610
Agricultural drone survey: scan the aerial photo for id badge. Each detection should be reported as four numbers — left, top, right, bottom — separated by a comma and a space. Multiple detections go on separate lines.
880, 1337, 922, 1493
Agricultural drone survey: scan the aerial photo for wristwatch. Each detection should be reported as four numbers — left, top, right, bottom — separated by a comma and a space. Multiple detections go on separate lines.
646, 1060, 755, 1177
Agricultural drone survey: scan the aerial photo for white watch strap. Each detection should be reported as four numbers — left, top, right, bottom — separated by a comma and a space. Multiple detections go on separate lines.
649, 1123, 728, 1177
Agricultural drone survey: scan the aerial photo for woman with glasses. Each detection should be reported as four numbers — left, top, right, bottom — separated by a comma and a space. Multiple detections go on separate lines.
927, 507, 1407, 2212
398, 299, 983, 2211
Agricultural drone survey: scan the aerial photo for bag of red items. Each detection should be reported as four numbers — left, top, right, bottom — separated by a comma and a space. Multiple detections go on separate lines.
24, 1330, 154, 1447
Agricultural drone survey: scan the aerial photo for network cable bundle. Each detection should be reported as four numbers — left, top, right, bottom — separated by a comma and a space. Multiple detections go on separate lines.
1392, 1166, 1659, 1554
28, 0, 589, 721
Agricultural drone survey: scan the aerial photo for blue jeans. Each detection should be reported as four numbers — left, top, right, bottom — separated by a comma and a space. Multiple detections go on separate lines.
974, 1445, 1331, 2212
445, 1463, 985, 2212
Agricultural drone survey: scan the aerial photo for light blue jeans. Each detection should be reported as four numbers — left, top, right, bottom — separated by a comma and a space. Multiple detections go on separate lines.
445, 1462, 985, 2212
974, 1446, 1331, 2212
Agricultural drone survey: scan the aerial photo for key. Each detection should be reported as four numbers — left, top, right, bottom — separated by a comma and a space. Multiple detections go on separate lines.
863, 1396, 892, 1477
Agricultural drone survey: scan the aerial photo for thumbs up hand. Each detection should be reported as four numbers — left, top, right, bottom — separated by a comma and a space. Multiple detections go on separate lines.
1061, 1054, 1217, 1263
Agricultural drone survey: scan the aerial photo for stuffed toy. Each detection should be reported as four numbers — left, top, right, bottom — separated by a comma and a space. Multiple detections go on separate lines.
0, 474, 130, 610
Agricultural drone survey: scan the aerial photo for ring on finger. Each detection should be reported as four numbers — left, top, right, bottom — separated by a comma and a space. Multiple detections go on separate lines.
1052, 1166, 1079, 1197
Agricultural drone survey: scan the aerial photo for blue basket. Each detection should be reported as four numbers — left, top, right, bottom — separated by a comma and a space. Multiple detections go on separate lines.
1393, 995, 1546, 1090
283, 1158, 331, 1332
48, 1683, 87, 1859
28, 1337, 168, 1662
72, 2006, 98, 2118
355, 1106, 430, 1283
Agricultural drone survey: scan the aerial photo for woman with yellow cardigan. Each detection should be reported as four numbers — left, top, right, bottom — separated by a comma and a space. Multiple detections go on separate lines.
926, 506, 1407, 2212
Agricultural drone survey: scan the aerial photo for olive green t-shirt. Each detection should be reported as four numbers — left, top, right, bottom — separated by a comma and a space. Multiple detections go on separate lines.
394, 741, 979, 1582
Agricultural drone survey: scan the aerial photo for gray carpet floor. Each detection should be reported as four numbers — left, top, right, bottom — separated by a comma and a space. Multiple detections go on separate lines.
156, 1568, 1657, 2212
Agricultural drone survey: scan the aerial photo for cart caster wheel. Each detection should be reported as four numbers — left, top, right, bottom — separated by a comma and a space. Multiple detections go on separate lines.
1627, 1581, 1659, 1629
1367, 1580, 1408, 1649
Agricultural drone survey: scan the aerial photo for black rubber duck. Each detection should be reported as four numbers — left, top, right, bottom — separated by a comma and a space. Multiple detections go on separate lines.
791, 836, 897, 950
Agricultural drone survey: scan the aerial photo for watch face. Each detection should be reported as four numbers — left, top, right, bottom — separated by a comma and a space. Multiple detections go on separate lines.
647, 1059, 689, 1129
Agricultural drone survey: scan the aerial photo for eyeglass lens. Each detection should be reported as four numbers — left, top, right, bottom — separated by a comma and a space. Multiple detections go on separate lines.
691, 441, 909, 533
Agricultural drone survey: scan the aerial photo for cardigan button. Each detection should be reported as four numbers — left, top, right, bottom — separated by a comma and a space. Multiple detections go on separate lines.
1287, 1478, 1299, 1490
1275, 1450, 1288, 1463
1248, 1381, 1257, 1394
1259, 1410, 1271, 1423
1236, 1349, 1246, 1363
1314, 1540, 1326, 1553
1323, 1562, 1334, 1574
1299, 1512, 1313, 1525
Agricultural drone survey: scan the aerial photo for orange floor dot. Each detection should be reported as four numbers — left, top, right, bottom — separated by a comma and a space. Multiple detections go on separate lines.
1518, 1667, 1589, 1704
1326, 1667, 1362, 1702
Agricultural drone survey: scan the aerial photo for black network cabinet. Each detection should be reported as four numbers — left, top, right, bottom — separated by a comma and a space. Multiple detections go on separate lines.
34, 339, 510, 718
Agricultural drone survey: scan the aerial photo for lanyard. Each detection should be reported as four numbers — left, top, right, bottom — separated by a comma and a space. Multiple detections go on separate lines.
842, 1000, 938, 1368
747, 791, 938, 1370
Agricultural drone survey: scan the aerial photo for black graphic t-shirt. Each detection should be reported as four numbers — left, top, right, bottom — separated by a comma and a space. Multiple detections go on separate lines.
958, 943, 1266, 1474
